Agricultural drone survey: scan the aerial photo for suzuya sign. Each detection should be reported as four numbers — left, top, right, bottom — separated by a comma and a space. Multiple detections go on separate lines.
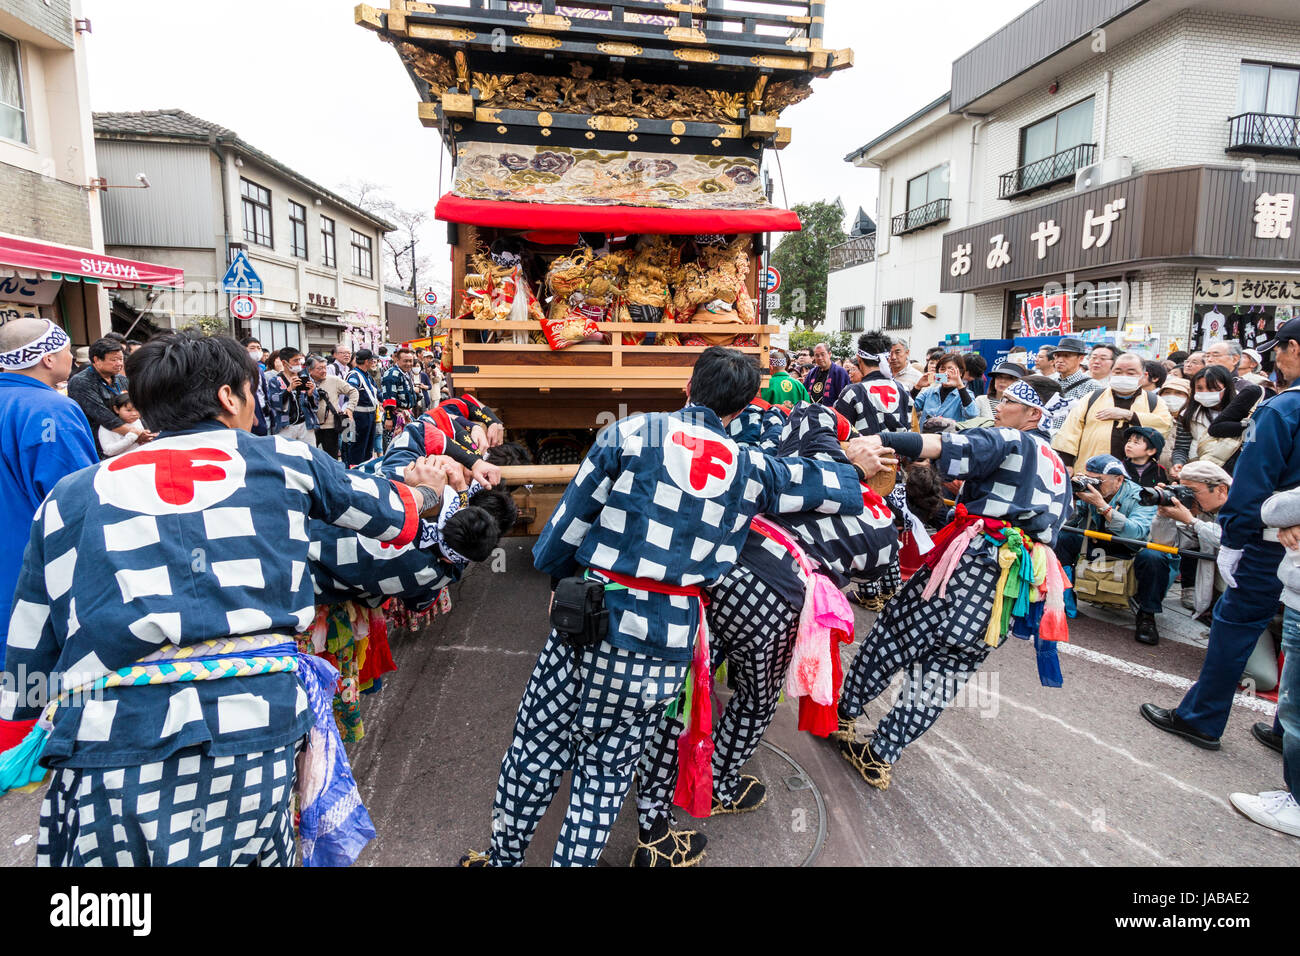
939, 165, 1300, 295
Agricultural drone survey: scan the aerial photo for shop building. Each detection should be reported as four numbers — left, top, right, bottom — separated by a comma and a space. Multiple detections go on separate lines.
841, 94, 975, 352
847, 0, 1300, 358
0, 1, 180, 342
92, 110, 393, 353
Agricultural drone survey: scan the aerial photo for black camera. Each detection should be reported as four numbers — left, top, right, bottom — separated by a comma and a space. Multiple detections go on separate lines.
1138, 484, 1197, 509
1071, 476, 1101, 494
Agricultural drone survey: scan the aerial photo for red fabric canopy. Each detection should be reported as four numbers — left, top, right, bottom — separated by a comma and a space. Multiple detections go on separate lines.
0, 233, 183, 287
435, 194, 802, 234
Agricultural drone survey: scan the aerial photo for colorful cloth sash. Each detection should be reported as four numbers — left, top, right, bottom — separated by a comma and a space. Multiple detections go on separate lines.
586, 567, 714, 818
917, 506, 1072, 686
0, 633, 376, 867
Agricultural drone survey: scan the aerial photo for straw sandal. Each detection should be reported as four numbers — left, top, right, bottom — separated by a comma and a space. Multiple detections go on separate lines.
838, 738, 892, 791
711, 776, 767, 815
631, 825, 707, 868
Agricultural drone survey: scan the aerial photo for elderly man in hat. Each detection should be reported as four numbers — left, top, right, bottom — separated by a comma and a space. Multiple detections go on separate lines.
1043, 337, 1099, 433
1055, 454, 1162, 644
1150, 460, 1232, 619
0, 319, 99, 752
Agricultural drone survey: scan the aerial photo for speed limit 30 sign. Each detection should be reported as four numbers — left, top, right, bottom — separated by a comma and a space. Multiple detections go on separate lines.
231, 295, 258, 321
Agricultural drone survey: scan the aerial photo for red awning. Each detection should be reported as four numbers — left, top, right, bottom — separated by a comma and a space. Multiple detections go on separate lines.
0, 233, 184, 287
435, 194, 802, 235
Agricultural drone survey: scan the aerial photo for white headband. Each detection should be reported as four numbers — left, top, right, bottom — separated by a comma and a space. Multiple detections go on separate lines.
0, 320, 69, 370
855, 350, 894, 379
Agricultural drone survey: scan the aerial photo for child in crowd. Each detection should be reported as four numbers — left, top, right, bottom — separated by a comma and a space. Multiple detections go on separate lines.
98, 391, 146, 457
1123, 425, 1168, 488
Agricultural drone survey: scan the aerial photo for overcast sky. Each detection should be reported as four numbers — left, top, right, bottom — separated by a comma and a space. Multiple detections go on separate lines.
83, 0, 1038, 287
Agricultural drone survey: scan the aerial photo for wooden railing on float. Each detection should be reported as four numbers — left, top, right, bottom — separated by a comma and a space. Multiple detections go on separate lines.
445, 318, 775, 392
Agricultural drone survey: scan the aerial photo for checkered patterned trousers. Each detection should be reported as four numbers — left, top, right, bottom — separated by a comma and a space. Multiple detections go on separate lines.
635, 565, 800, 832
488, 630, 688, 867
37, 741, 300, 867
839, 548, 998, 764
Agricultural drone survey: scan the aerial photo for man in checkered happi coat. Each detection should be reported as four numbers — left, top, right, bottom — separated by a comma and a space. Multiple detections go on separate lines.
833, 380, 1070, 792
1, 332, 452, 867
464, 347, 896, 868
633, 404, 900, 861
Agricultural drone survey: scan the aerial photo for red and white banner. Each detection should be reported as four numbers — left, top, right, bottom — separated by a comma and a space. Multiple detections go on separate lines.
1021, 293, 1073, 336
0, 233, 184, 287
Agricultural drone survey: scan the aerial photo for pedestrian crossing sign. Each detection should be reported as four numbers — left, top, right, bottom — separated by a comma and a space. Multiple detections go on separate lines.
222, 249, 263, 294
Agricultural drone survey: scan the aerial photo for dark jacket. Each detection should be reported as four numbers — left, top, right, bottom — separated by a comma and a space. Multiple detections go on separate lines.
66, 365, 128, 458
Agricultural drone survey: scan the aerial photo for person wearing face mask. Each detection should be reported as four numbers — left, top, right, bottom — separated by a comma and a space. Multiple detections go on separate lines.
1170, 366, 1246, 477
240, 335, 274, 437
1154, 379, 1191, 470
266, 346, 319, 445
1052, 352, 1174, 474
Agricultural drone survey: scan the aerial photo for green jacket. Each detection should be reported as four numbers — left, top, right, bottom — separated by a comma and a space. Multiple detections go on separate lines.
762, 371, 810, 408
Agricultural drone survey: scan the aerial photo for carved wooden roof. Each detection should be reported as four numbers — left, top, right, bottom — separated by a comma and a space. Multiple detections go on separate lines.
356, 1, 851, 157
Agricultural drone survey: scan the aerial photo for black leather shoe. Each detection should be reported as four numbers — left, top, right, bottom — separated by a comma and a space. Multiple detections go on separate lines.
1134, 612, 1160, 646
1140, 703, 1221, 750
1252, 721, 1284, 755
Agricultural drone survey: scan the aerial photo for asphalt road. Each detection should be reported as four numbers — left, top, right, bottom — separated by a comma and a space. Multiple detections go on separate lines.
1, 538, 1292, 867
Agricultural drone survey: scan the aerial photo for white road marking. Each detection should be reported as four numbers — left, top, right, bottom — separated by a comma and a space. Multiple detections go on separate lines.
432, 644, 536, 657
919, 728, 1169, 864
1056, 642, 1277, 716
984, 689, 1234, 811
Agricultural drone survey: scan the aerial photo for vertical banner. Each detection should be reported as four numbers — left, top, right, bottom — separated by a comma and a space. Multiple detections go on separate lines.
1023, 293, 1073, 336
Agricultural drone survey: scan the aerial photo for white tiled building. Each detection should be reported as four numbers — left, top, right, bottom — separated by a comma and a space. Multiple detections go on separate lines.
843, 0, 1300, 358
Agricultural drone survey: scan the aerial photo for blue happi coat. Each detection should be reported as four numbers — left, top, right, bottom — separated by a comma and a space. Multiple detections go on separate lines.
733, 405, 899, 607
533, 405, 865, 662
378, 408, 481, 480
937, 426, 1071, 545
727, 401, 788, 450
308, 482, 486, 611
0, 422, 426, 768
265, 371, 319, 434
834, 372, 913, 436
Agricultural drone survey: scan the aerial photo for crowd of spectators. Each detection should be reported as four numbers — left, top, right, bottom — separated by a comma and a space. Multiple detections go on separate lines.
810, 329, 1285, 658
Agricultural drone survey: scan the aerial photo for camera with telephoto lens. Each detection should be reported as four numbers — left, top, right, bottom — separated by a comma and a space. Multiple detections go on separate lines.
1138, 484, 1197, 509
1071, 475, 1101, 495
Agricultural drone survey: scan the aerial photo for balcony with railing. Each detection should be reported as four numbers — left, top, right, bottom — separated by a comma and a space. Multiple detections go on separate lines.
829, 233, 877, 271
1228, 113, 1300, 158
891, 198, 951, 237
999, 142, 1097, 199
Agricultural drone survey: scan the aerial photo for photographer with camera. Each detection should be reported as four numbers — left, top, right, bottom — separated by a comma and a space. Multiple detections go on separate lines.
1147, 462, 1231, 619
266, 346, 319, 445
308, 354, 359, 461
1054, 454, 1162, 645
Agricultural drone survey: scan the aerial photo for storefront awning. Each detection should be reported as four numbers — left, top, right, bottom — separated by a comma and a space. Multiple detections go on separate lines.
435, 194, 802, 235
0, 232, 184, 288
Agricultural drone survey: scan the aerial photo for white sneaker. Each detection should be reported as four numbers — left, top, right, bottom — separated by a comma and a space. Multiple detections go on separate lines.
1181, 587, 1195, 610
1229, 790, 1300, 838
